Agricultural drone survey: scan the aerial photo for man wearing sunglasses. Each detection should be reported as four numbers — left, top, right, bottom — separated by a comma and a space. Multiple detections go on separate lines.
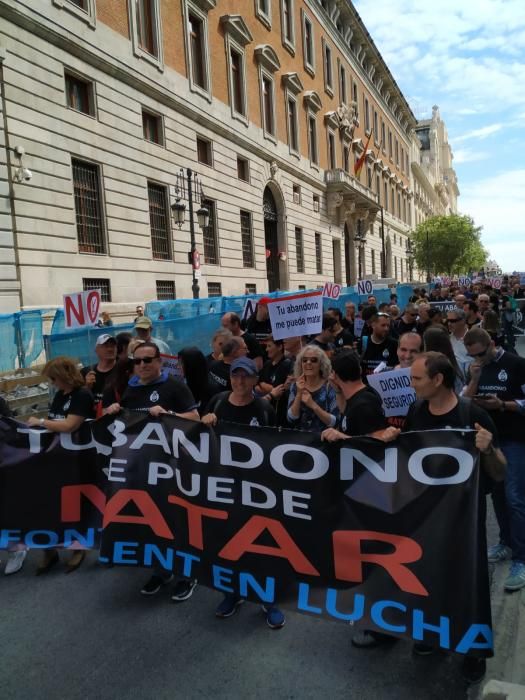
463, 327, 525, 592
447, 308, 472, 379
392, 303, 420, 339
105, 341, 200, 599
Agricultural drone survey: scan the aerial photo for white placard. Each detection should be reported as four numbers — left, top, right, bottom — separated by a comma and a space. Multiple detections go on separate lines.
458, 276, 471, 286
353, 318, 365, 338
267, 291, 323, 340
367, 368, 416, 417
486, 277, 502, 289
160, 354, 183, 379
63, 289, 101, 329
357, 279, 374, 296
322, 281, 341, 299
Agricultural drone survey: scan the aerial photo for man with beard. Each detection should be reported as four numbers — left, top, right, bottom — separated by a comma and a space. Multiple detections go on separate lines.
358, 313, 398, 376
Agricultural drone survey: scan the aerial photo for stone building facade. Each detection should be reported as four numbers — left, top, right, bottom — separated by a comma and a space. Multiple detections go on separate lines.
0, 0, 419, 311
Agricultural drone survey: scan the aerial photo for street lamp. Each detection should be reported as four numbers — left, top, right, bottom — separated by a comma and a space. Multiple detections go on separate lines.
354, 219, 367, 280
406, 237, 414, 281
171, 168, 209, 299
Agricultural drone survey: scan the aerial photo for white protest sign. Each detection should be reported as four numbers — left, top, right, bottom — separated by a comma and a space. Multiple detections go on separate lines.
267, 291, 323, 341
353, 318, 365, 338
241, 298, 257, 323
357, 280, 374, 296
323, 281, 341, 300
458, 277, 471, 286
487, 277, 502, 289
366, 368, 416, 417
160, 354, 183, 379
63, 289, 101, 329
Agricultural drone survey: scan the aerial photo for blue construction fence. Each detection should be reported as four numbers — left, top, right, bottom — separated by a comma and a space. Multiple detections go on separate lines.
0, 310, 45, 371
44, 284, 413, 368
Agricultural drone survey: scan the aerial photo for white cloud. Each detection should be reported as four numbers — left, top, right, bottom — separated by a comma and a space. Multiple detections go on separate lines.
453, 149, 490, 164
454, 124, 503, 142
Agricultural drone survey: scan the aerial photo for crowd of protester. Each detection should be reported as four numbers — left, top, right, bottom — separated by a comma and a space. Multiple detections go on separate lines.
1, 275, 525, 685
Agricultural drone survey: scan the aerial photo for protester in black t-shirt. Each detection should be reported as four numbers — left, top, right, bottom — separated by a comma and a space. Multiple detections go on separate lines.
205, 328, 233, 369
245, 298, 272, 347
27, 356, 95, 575
392, 304, 419, 339
257, 336, 294, 427
178, 346, 220, 417
463, 327, 525, 593
81, 333, 117, 410
104, 341, 199, 599
208, 336, 248, 391
307, 313, 337, 354
202, 357, 283, 629
358, 313, 398, 376
343, 301, 356, 336
326, 307, 355, 349
221, 312, 265, 369
320, 349, 398, 442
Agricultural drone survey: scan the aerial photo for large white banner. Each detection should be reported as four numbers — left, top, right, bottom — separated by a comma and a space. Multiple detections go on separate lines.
367, 368, 416, 417
267, 291, 323, 340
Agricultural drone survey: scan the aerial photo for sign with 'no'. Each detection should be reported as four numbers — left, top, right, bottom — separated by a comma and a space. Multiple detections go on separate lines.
64, 289, 101, 329
322, 282, 341, 299
357, 280, 374, 296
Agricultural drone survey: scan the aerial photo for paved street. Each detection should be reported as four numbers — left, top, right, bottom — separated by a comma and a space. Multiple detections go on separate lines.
1, 553, 469, 700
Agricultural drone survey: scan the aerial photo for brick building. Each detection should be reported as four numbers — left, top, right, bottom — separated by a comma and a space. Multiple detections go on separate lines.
0, 0, 420, 311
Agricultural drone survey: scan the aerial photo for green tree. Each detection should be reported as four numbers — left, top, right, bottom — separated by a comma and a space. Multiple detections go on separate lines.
412, 214, 487, 278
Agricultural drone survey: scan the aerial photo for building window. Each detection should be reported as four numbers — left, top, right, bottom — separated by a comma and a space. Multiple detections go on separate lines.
147, 182, 171, 260
281, 0, 295, 52
142, 109, 163, 145
292, 183, 301, 204
397, 192, 401, 219
130, 0, 163, 68
339, 63, 347, 104
394, 256, 398, 280
343, 143, 350, 173
313, 194, 320, 212
322, 39, 333, 94
184, 3, 211, 97
156, 280, 176, 300
287, 96, 299, 153
228, 44, 247, 118
302, 11, 315, 75
237, 156, 249, 182
72, 159, 106, 254
202, 199, 219, 265
207, 282, 222, 297
315, 232, 322, 274
328, 130, 336, 169
261, 73, 275, 137
295, 227, 305, 273
364, 96, 370, 133
395, 139, 399, 166
256, 0, 272, 29
196, 136, 212, 166
384, 182, 388, 211
391, 188, 395, 214
240, 210, 254, 268
367, 167, 373, 189
373, 110, 379, 139
52, 0, 96, 27
406, 152, 409, 174
245, 283, 257, 295
308, 115, 318, 165
381, 121, 386, 150
65, 71, 95, 116
371, 249, 376, 274
376, 174, 381, 203
352, 81, 358, 114
388, 130, 393, 158
83, 278, 111, 302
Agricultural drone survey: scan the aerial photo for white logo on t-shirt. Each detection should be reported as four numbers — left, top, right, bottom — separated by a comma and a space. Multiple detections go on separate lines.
150, 390, 160, 403
249, 417, 260, 426
341, 416, 347, 432
63, 399, 71, 412
382, 349, 390, 359
498, 369, 508, 382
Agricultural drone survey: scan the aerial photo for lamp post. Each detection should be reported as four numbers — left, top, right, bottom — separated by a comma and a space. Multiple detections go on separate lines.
406, 237, 414, 281
354, 219, 367, 280
171, 168, 209, 299
376, 191, 387, 279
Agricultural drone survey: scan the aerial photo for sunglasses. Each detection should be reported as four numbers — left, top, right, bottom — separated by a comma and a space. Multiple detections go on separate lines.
302, 356, 319, 364
133, 356, 157, 365
468, 347, 490, 359
446, 318, 460, 323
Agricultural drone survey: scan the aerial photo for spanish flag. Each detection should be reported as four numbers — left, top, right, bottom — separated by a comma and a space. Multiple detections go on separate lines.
354, 130, 373, 179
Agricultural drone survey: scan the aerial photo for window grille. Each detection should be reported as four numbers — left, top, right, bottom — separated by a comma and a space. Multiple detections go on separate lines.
72, 159, 106, 254
202, 199, 219, 265
147, 182, 171, 260
83, 277, 111, 302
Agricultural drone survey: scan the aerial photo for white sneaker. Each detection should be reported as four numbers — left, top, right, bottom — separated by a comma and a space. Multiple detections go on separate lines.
5, 549, 28, 575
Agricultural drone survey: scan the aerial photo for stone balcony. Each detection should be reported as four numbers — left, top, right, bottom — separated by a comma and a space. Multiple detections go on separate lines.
324, 168, 381, 225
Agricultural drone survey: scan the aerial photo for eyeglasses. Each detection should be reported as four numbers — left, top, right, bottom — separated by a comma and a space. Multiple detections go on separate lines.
302, 356, 319, 364
133, 356, 157, 365
468, 347, 490, 359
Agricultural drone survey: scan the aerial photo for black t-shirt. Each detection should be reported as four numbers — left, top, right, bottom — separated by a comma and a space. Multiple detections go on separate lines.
205, 353, 216, 370
393, 318, 419, 338
472, 350, 525, 442
242, 332, 264, 361
405, 398, 498, 441
208, 360, 233, 391
81, 364, 117, 403
307, 338, 334, 353
48, 387, 95, 420
340, 386, 387, 436
359, 336, 398, 375
259, 356, 293, 387
205, 391, 275, 427
245, 317, 272, 345
334, 328, 355, 349
120, 375, 197, 413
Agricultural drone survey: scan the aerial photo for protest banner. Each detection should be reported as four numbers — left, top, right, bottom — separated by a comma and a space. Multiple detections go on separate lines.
458, 277, 471, 287
367, 368, 416, 417
160, 354, 183, 379
63, 290, 101, 329
357, 280, 374, 296
322, 282, 341, 300
242, 298, 257, 323
267, 291, 323, 341
0, 414, 492, 657
429, 301, 459, 314
353, 318, 365, 338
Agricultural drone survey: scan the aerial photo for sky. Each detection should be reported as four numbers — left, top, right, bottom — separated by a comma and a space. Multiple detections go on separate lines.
353, 0, 525, 273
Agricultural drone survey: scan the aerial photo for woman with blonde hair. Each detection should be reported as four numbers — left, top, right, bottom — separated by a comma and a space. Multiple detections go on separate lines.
287, 345, 339, 432
27, 356, 95, 574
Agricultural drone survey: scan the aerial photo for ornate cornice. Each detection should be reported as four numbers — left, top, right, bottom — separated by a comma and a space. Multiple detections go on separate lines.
219, 15, 253, 46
